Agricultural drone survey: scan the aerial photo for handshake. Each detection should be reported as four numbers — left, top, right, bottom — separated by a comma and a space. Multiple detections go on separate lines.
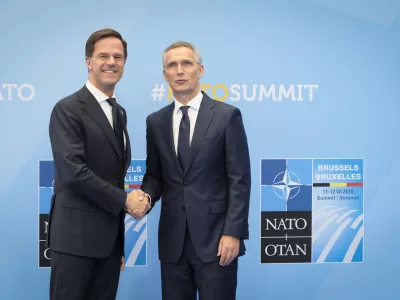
124, 190, 151, 219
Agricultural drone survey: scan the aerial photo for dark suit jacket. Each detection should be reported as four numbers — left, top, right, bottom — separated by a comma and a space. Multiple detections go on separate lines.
142, 92, 251, 263
47, 85, 131, 258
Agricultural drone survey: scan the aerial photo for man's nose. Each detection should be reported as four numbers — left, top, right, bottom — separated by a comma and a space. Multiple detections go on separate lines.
176, 63, 184, 74
106, 56, 117, 65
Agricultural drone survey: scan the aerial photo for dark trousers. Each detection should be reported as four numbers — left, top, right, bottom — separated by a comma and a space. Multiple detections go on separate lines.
161, 229, 238, 300
50, 236, 122, 300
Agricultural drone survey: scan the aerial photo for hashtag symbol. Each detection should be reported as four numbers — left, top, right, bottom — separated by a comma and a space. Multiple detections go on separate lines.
151, 84, 166, 101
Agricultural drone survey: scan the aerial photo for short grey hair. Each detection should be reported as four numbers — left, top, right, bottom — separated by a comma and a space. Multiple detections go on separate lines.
162, 41, 202, 67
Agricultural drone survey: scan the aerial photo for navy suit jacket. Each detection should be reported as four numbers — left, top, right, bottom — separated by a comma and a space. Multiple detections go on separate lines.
142, 92, 251, 263
47, 86, 131, 258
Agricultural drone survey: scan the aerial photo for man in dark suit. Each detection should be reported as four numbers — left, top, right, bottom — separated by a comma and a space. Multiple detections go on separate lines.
48, 28, 149, 300
141, 41, 251, 300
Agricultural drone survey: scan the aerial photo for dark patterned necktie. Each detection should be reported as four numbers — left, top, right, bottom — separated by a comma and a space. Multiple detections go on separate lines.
177, 106, 190, 171
107, 98, 124, 158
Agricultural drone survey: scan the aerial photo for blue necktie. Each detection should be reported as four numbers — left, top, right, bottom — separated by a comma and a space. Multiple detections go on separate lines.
177, 106, 190, 171
107, 98, 124, 159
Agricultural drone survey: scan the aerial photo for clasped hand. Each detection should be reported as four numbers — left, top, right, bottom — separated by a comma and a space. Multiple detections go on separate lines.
124, 190, 150, 219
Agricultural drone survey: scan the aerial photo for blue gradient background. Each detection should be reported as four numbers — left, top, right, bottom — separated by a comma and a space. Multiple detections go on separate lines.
1, 0, 399, 299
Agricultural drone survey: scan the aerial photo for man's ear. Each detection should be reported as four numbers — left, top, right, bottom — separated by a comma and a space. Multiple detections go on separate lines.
86, 57, 92, 71
198, 64, 204, 79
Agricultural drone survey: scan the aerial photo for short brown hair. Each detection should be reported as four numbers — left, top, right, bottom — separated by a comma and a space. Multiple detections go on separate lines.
85, 28, 127, 59
162, 41, 202, 67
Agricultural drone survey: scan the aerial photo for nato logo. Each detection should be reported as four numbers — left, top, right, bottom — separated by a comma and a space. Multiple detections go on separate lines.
261, 159, 312, 212
260, 158, 364, 264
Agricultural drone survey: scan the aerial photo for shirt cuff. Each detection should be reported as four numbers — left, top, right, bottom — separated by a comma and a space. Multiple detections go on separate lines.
145, 193, 151, 205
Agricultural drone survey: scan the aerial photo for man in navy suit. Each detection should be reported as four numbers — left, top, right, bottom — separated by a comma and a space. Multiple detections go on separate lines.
48, 28, 149, 300
141, 41, 251, 300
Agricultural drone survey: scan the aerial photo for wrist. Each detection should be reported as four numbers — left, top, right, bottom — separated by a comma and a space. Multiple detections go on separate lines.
124, 192, 129, 207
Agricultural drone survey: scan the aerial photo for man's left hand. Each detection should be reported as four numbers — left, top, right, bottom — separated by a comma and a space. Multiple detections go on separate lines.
120, 256, 125, 271
217, 235, 240, 266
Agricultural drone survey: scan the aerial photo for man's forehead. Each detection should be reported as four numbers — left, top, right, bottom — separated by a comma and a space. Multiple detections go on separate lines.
94, 38, 124, 50
165, 47, 195, 59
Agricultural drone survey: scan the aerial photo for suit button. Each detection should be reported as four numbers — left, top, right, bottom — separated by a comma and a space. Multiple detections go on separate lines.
181, 205, 185, 211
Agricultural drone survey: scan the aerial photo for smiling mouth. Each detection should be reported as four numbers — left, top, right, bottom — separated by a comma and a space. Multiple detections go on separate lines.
103, 70, 117, 74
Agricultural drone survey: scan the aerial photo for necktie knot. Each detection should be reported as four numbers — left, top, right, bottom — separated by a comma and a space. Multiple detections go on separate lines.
180, 106, 189, 116
107, 98, 117, 107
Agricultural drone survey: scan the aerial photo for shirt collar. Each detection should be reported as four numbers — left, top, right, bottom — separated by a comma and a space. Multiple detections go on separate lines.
173, 91, 203, 114
86, 80, 116, 104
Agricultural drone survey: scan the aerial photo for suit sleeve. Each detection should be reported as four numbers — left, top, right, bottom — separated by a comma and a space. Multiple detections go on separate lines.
223, 107, 251, 239
141, 116, 164, 210
49, 101, 127, 216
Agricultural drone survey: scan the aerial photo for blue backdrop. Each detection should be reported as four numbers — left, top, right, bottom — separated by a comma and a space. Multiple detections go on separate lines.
1, 0, 399, 299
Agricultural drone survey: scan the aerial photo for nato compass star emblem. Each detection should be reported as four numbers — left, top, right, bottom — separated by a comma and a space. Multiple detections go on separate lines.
271, 168, 302, 210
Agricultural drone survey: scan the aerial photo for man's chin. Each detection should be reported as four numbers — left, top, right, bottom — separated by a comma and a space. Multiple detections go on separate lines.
172, 87, 192, 95
102, 79, 120, 88
97, 82, 118, 92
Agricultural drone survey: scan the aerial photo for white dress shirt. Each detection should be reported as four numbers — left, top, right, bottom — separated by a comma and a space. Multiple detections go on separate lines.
85, 80, 126, 148
173, 91, 203, 155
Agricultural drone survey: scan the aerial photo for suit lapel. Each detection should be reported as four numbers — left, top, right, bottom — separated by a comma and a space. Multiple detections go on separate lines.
164, 102, 183, 175
78, 86, 123, 160
120, 107, 131, 177
185, 93, 215, 174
